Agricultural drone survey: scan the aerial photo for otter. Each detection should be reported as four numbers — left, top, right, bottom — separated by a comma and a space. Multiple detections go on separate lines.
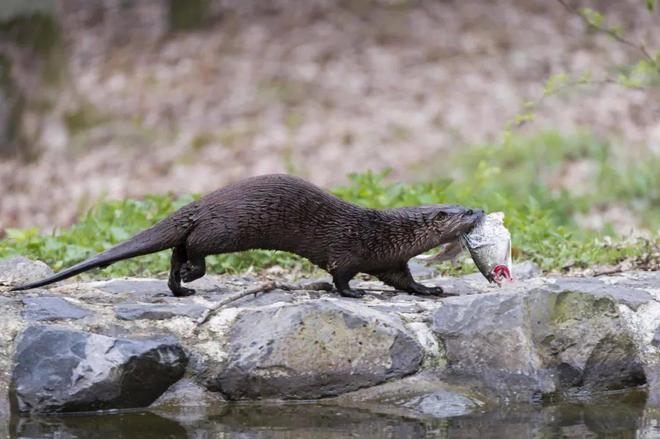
10, 174, 484, 298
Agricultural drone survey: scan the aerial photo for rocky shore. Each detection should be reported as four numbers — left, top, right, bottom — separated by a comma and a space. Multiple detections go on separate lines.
1, 257, 659, 425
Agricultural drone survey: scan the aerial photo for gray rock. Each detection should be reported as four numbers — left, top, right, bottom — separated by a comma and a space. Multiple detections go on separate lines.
433, 277, 479, 296
550, 277, 653, 311
333, 374, 482, 419
209, 300, 423, 400
22, 296, 92, 321
512, 260, 542, 280
0, 257, 53, 285
609, 271, 660, 290
213, 289, 295, 308
92, 279, 171, 297
115, 303, 207, 320
183, 275, 227, 292
368, 302, 424, 314
151, 378, 224, 408
433, 291, 554, 400
11, 326, 187, 413
644, 363, 660, 406
653, 326, 660, 349
432, 287, 646, 401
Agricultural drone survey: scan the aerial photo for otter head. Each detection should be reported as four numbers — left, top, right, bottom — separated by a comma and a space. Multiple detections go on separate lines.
428, 204, 484, 244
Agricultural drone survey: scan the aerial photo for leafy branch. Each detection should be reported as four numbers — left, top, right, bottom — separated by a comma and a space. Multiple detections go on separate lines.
504, 1, 658, 137
556, 0, 657, 66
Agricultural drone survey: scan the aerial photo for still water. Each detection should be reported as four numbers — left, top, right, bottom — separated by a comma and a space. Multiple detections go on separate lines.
4, 392, 660, 439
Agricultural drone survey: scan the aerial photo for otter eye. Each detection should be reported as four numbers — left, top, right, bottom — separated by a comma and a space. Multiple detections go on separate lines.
433, 210, 448, 220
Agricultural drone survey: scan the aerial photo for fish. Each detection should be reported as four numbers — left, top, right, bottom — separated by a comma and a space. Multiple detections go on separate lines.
417, 211, 513, 284
461, 211, 512, 284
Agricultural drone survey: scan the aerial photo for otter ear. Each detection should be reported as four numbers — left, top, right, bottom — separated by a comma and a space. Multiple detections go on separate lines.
431, 209, 449, 221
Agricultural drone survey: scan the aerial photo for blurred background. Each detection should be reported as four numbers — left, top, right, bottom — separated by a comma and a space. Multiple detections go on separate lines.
0, 0, 658, 275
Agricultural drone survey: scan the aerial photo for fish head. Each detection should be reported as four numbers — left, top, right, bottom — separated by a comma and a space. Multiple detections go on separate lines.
487, 264, 513, 285
429, 204, 485, 243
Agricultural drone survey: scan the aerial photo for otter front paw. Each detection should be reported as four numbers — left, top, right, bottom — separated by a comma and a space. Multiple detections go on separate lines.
338, 288, 365, 298
411, 285, 451, 297
169, 279, 196, 297
425, 286, 448, 296
173, 286, 196, 297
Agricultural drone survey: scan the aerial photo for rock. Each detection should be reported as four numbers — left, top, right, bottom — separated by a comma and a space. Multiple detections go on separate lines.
208, 300, 423, 400
550, 277, 653, 311
10, 326, 187, 413
332, 374, 483, 419
433, 277, 479, 296
91, 279, 172, 297
644, 363, 660, 406
609, 271, 660, 291
115, 303, 207, 320
151, 378, 224, 408
433, 291, 554, 400
432, 287, 646, 401
512, 260, 542, 280
212, 289, 295, 308
22, 296, 92, 321
93, 277, 223, 299
653, 326, 660, 349
0, 257, 53, 285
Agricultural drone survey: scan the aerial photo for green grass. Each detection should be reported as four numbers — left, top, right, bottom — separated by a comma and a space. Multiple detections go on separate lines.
0, 132, 658, 279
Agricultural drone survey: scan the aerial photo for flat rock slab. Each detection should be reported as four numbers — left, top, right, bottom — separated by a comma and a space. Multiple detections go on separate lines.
606, 271, 660, 291
209, 300, 423, 400
550, 277, 653, 310
115, 303, 207, 320
91, 279, 173, 297
206, 290, 295, 308
11, 326, 188, 413
22, 296, 92, 321
0, 256, 53, 285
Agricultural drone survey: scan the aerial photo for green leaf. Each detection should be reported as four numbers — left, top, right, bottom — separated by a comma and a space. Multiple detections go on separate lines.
580, 8, 603, 28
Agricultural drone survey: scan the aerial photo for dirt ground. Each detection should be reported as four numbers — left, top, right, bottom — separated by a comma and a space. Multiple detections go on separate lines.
1, 0, 658, 231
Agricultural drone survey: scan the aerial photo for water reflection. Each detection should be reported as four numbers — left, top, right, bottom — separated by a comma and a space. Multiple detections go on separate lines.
10, 411, 187, 439
6, 392, 660, 439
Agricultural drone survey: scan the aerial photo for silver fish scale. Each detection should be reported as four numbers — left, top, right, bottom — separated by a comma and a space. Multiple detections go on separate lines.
462, 212, 512, 280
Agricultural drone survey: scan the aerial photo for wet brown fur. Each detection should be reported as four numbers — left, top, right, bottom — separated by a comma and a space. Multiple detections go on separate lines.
11, 174, 483, 298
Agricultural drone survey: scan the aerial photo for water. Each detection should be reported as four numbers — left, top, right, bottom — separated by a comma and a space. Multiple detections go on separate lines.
4, 391, 660, 439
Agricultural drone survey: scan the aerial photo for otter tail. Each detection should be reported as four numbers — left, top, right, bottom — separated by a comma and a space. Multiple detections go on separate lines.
9, 217, 187, 291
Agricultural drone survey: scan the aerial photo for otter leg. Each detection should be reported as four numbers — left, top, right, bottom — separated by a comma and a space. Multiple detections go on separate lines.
375, 264, 448, 297
180, 254, 206, 283
332, 269, 364, 298
168, 245, 196, 297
